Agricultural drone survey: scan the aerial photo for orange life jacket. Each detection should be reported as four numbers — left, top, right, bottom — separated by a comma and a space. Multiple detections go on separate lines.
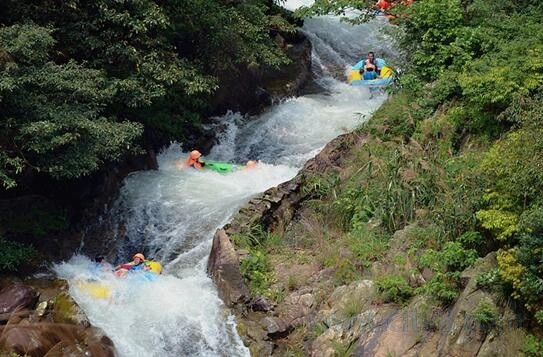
376, 0, 392, 10
186, 157, 203, 169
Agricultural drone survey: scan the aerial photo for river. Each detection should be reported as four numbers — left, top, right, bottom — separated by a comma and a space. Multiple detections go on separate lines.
54, 4, 397, 356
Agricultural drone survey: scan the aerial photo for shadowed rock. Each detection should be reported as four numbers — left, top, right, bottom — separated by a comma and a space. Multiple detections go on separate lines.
0, 283, 39, 319
207, 229, 250, 308
0, 323, 115, 357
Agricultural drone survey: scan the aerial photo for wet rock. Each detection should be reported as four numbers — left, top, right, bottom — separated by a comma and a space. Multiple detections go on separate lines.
51, 292, 90, 327
0, 323, 115, 357
207, 229, 250, 308
0, 283, 39, 319
251, 296, 275, 312
34, 300, 48, 317
211, 30, 312, 116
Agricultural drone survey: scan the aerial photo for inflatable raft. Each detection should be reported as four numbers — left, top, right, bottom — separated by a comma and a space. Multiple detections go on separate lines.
203, 160, 242, 174
76, 279, 112, 299
348, 58, 394, 87
77, 260, 163, 299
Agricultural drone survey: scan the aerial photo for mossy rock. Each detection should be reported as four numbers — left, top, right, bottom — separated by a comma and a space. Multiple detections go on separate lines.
51, 292, 89, 326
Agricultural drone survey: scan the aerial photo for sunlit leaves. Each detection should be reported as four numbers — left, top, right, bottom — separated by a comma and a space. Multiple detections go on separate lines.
0, 23, 143, 183
0, 0, 296, 188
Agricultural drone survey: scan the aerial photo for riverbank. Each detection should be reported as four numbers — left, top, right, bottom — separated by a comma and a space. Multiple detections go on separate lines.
209, 91, 531, 355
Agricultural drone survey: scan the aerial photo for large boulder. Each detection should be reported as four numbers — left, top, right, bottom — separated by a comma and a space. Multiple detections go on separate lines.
0, 280, 117, 357
207, 229, 250, 308
0, 323, 115, 357
0, 283, 39, 321
225, 132, 362, 237
211, 30, 312, 116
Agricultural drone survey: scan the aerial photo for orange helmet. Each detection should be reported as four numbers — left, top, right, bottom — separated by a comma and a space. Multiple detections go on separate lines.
246, 160, 257, 168
189, 150, 201, 159
133, 253, 145, 261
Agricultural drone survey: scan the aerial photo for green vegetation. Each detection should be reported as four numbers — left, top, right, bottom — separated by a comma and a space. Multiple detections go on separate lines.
375, 275, 413, 304
296, 0, 543, 335
234, 225, 282, 297
0, 238, 37, 271
341, 294, 366, 318
228, 0, 543, 352
240, 249, 274, 296
472, 298, 497, 327
523, 334, 543, 357
332, 339, 356, 357
0, 0, 292, 188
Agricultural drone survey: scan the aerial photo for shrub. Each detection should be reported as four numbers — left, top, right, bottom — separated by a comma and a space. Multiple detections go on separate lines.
476, 268, 501, 289
231, 224, 282, 250
418, 241, 477, 272
472, 298, 497, 327
0, 238, 37, 271
417, 272, 459, 305
240, 249, 274, 296
376, 275, 413, 304
361, 92, 418, 141
522, 334, 543, 357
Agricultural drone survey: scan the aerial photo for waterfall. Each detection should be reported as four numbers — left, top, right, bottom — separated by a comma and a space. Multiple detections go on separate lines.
55, 8, 398, 357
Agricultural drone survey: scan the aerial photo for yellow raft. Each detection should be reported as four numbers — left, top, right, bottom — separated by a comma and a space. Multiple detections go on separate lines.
76, 280, 112, 299
76, 261, 163, 299
348, 65, 394, 87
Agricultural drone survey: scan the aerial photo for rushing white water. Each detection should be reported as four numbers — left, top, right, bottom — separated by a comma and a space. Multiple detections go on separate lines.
55, 6, 398, 357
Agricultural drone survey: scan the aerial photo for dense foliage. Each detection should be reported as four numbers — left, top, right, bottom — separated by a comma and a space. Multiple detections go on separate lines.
0, 0, 291, 189
299, 0, 543, 337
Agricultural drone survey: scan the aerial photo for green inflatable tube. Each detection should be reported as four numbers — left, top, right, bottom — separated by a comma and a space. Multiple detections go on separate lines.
203, 160, 241, 173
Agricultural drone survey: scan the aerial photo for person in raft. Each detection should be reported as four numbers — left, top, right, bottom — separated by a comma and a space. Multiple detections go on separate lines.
114, 253, 149, 277
375, 0, 392, 11
362, 51, 380, 80
92, 254, 113, 273
177, 150, 258, 171
175, 150, 205, 170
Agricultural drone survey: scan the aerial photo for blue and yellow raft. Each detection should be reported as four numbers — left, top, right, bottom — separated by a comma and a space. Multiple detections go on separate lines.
348, 58, 394, 87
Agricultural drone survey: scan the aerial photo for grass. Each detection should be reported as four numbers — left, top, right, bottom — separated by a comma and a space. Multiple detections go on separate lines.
341, 294, 366, 319
332, 339, 357, 357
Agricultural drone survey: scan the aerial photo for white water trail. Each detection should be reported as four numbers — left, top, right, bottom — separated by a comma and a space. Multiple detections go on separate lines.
54, 8, 398, 357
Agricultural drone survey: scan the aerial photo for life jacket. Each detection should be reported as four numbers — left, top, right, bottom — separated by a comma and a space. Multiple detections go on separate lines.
129, 261, 145, 271
376, 0, 392, 10
363, 70, 378, 80
186, 157, 203, 169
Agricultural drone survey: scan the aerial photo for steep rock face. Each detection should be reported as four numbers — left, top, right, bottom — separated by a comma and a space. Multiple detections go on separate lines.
207, 132, 366, 354
224, 132, 360, 238
210, 30, 312, 116
208, 131, 529, 356
207, 229, 251, 308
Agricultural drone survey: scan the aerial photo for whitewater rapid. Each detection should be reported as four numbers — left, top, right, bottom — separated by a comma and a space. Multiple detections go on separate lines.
55, 6, 398, 357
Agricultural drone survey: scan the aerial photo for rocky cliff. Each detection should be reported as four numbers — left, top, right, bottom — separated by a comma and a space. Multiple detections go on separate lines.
208, 130, 528, 356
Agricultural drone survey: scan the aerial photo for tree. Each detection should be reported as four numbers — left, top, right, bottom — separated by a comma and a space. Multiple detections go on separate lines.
0, 24, 143, 187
